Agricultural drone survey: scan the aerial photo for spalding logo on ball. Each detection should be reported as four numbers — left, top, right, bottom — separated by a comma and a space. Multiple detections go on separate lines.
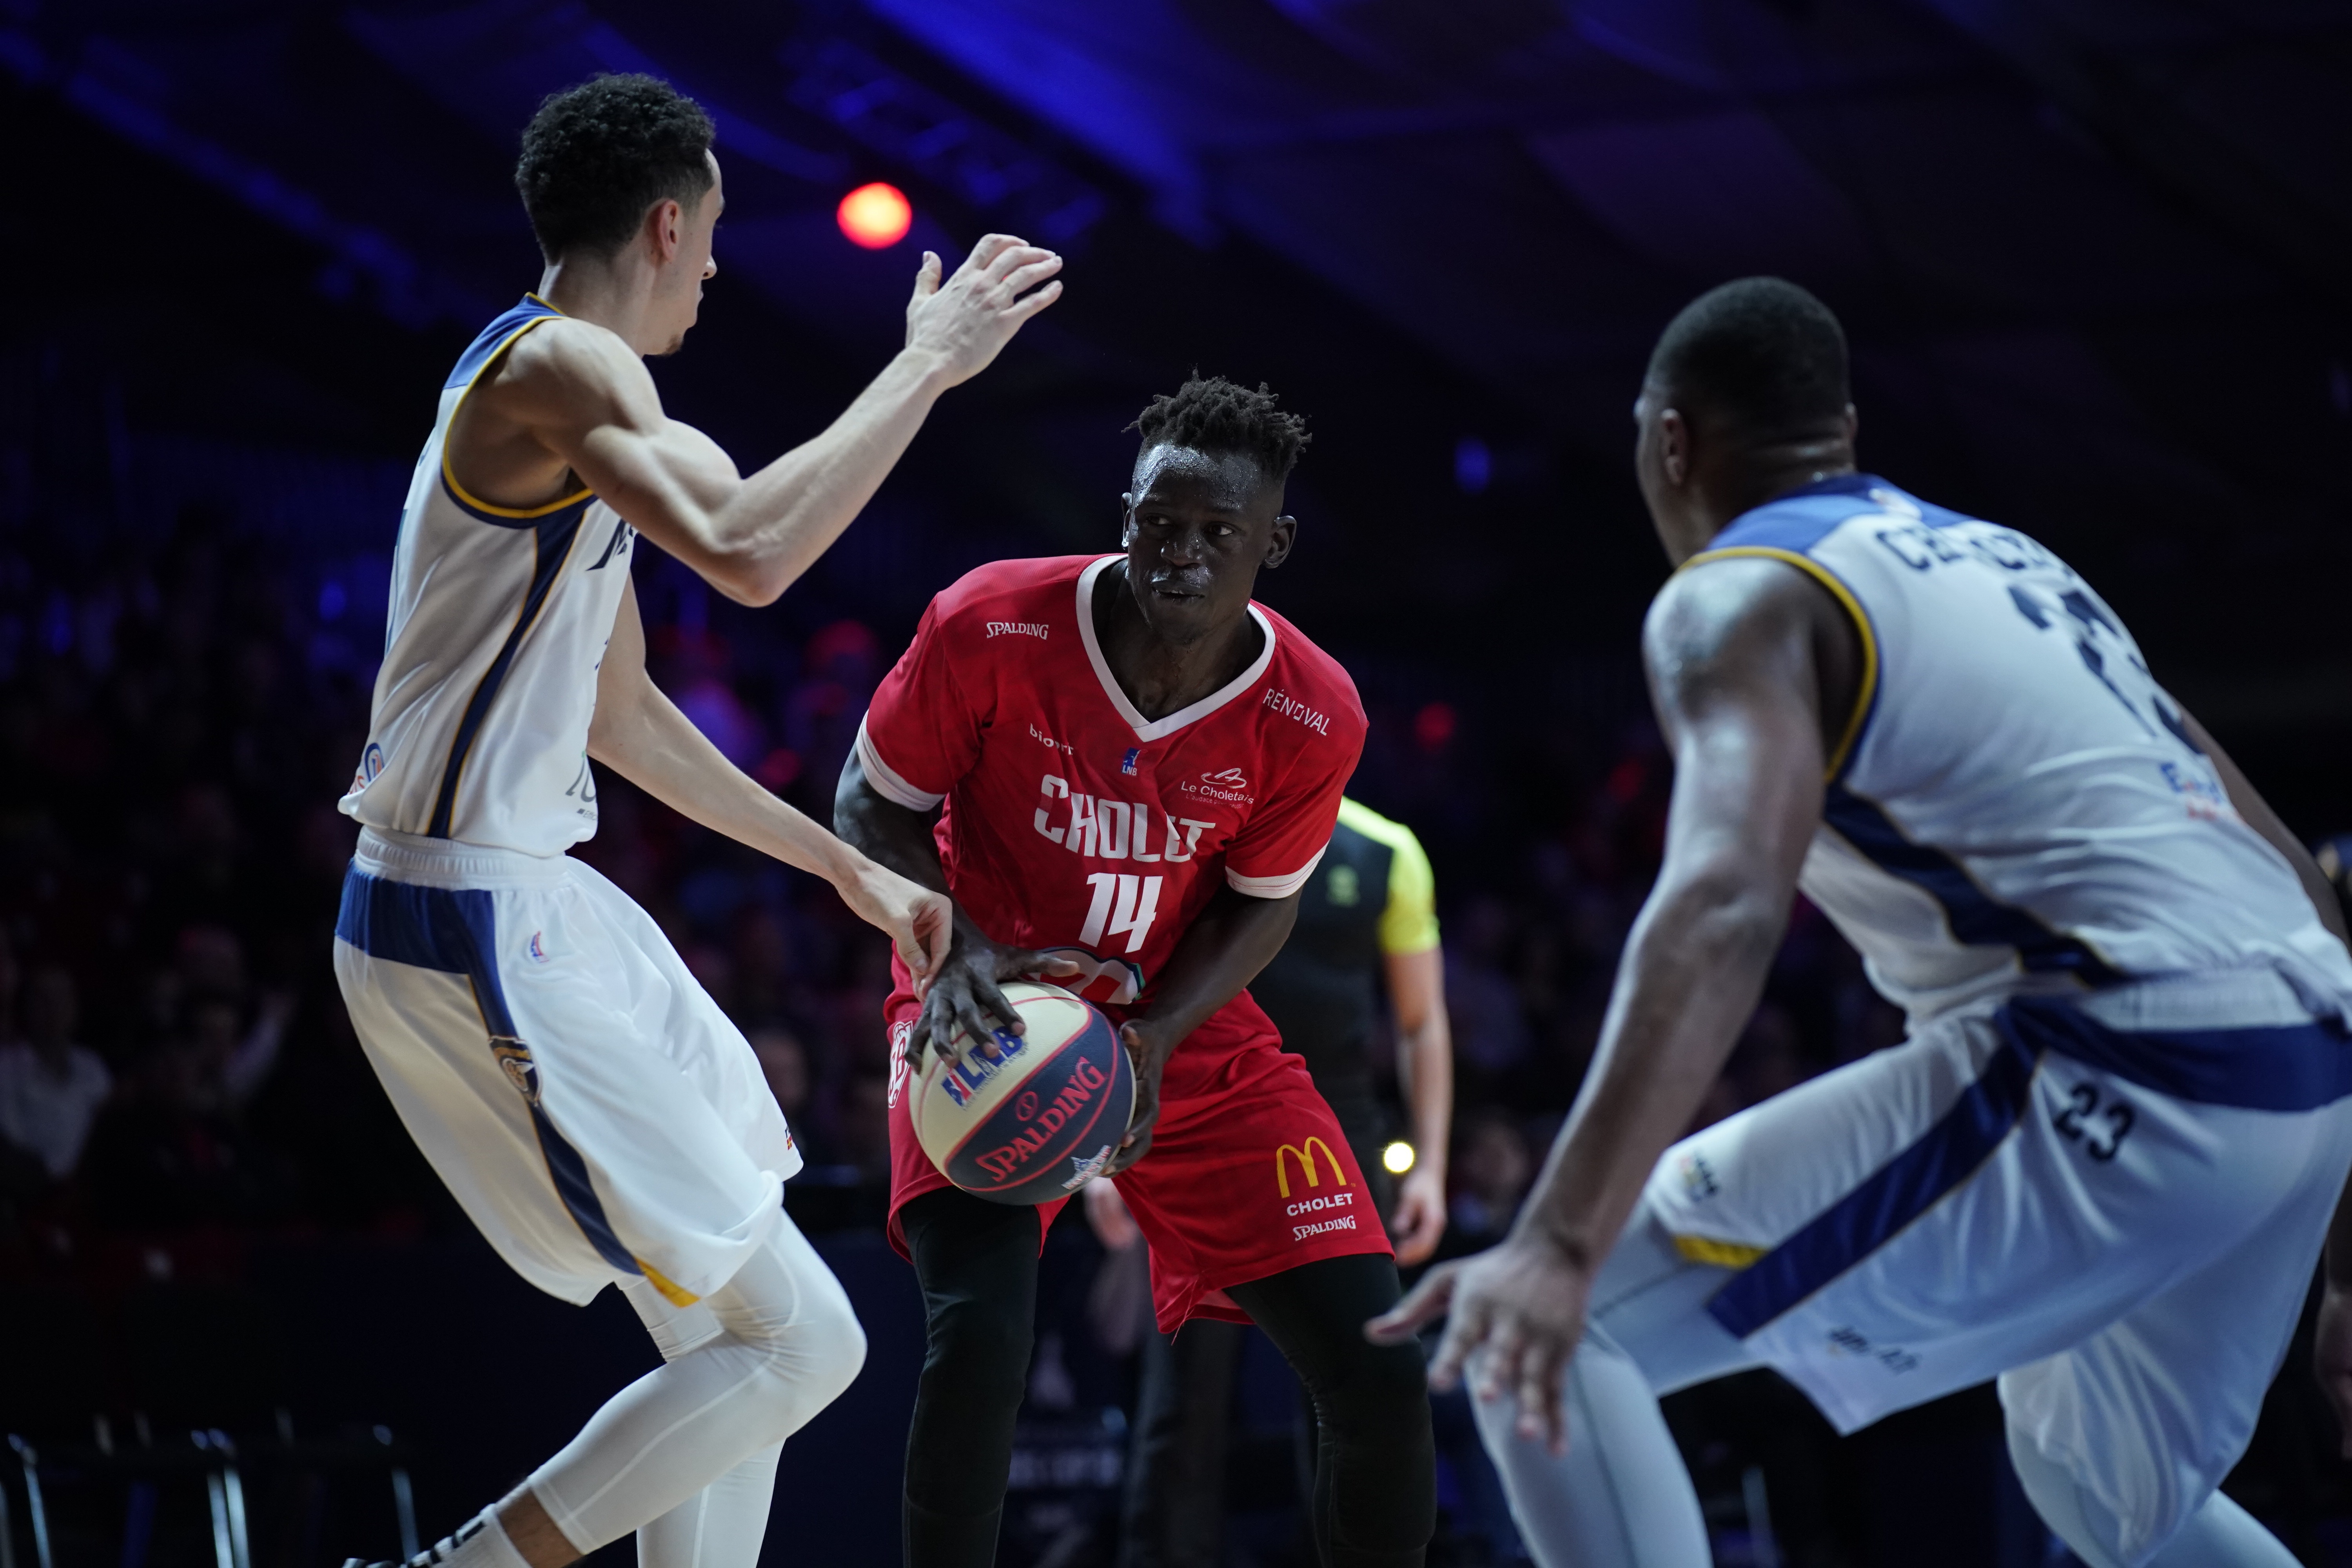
915, 980, 1135, 1205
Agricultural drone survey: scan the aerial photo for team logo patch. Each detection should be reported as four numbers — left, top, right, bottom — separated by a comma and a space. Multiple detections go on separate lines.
1274, 1136, 1349, 1198
492, 1037, 541, 1106
887, 1030, 913, 1107
1276, 1138, 1359, 1240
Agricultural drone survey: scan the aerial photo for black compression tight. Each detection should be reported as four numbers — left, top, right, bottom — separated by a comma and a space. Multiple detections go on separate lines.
1226, 1254, 1436, 1568
897, 1186, 1435, 1568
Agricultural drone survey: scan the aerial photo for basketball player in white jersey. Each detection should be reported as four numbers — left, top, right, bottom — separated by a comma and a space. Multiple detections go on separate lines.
332, 74, 1061, 1568
1370, 278, 2352, 1568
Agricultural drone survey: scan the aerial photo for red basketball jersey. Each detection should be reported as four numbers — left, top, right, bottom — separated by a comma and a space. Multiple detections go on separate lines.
858, 554, 1365, 1009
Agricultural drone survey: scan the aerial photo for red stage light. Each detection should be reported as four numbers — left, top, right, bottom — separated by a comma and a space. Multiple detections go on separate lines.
837, 182, 912, 249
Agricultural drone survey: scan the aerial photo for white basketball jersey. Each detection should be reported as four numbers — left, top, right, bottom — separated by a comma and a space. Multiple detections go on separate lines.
1689, 474, 2352, 1024
340, 297, 637, 857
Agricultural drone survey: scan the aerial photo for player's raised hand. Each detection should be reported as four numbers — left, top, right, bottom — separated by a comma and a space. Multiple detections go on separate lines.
1366, 1234, 1596, 1454
907, 931, 1083, 1067
2316, 1283, 2352, 1457
903, 234, 1064, 388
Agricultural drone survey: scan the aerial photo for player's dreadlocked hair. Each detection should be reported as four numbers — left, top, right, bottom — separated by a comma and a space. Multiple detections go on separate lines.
1648, 278, 1849, 437
1128, 375, 1311, 485
515, 74, 716, 262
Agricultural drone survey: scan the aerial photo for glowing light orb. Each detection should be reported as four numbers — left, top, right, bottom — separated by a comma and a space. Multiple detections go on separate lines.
1382, 1140, 1416, 1175
837, 182, 912, 249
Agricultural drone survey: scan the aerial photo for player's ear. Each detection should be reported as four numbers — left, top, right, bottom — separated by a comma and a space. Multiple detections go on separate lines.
1119, 492, 1137, 546
1657, 407, 1690, 488
1263, 515, 1296, 569
649, 196, 684, 263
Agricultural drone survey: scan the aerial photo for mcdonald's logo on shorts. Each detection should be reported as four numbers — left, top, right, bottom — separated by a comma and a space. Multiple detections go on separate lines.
1274, 1136, 1350, 1200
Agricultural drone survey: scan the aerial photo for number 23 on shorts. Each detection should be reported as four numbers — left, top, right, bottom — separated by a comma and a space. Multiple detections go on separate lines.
2053, 1080, 2134, 1162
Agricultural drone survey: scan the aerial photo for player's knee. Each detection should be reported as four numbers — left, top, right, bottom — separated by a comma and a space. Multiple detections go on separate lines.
922, 1294, 1033, 1411
1314, 1335, 1434, 1439
798, 1284, 868, 1408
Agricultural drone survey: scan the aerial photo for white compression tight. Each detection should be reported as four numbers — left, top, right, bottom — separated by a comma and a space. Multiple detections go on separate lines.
1471, 1214, 2295, 1568
524, 1216, 866, 1568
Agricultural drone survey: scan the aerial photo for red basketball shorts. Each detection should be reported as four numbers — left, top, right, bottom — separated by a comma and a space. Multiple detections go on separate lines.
883, 987, 1392, 1330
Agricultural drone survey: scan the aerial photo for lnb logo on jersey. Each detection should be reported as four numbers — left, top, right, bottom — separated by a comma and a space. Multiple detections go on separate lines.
526, 931, 550, 964
350, 741, 386, 792
938, 1030, 1028, 1108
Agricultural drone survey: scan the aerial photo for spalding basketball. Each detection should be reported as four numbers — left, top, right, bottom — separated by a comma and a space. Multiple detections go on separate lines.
915, 981, 1134, 1205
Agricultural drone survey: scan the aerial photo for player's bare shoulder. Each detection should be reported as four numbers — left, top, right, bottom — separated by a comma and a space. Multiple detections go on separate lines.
1644, 553, 1857, 734
445, 314, 664, 510
485, 313, 659, 429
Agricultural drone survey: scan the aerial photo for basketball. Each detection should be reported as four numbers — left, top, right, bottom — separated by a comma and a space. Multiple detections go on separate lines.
913, 980, 1135, 1205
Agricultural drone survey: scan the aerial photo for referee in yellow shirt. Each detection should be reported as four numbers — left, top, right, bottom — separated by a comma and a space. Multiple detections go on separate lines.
1100, 797, 1454, 1568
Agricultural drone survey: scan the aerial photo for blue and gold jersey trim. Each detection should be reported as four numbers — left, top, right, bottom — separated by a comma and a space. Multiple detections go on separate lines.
1677, 544, 1880, 779
440, 295, 595, 526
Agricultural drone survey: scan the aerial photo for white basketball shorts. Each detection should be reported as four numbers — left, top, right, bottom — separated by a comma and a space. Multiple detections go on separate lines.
1643, 967, 2352, 1564
333, 827, 802, 1307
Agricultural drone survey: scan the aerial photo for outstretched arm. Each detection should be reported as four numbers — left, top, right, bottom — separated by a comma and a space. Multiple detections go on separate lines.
1367, 557, 1844, 1449
589, 578, 948, 978
510, 236, 1061, 606
834, 755, 1078, 1062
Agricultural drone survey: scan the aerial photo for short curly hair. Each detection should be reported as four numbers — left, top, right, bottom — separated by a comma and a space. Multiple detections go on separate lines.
1128, 375, 1310, 485
1648, 278, 1849, 436
515, 74, 716, 262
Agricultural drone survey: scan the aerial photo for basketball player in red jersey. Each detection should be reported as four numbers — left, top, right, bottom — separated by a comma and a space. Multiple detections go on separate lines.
837, 377, 1436, 1568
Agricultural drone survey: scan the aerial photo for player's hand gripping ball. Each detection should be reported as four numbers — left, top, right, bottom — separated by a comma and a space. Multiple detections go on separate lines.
915, 981, 1135, 1205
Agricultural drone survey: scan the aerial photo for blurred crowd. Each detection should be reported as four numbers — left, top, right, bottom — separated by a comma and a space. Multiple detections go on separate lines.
0, 506, 1915, 1281
22, 505, 2324, 1565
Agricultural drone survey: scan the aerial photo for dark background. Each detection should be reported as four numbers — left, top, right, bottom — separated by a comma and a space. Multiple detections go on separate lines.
2, 2, 2350, 1566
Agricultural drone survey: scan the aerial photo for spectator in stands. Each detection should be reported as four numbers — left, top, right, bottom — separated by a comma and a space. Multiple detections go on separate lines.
750, 1023, 828, 1164
1446, 1108, 1534, 1250
0, 964, 112, 1187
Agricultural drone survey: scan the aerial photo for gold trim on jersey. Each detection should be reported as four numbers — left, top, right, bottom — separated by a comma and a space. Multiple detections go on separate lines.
1679, 545, 1880, 779
635, 1257, 703, 1307
440, 310, 595, 520
1672, 1233, 1768, 1270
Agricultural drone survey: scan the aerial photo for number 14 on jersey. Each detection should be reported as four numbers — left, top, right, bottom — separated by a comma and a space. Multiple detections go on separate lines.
1081, 873, 1162, 955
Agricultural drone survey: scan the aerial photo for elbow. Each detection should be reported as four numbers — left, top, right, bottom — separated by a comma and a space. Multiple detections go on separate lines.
709, 557, 786, 608
686, 531, 791, 607
1644, 863, 1791, 972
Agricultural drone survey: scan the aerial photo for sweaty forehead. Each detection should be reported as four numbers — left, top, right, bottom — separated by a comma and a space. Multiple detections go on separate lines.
1131, 444, 1276, 510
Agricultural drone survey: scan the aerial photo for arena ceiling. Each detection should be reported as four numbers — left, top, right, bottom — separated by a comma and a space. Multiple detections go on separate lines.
9, 0, 2352, 751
